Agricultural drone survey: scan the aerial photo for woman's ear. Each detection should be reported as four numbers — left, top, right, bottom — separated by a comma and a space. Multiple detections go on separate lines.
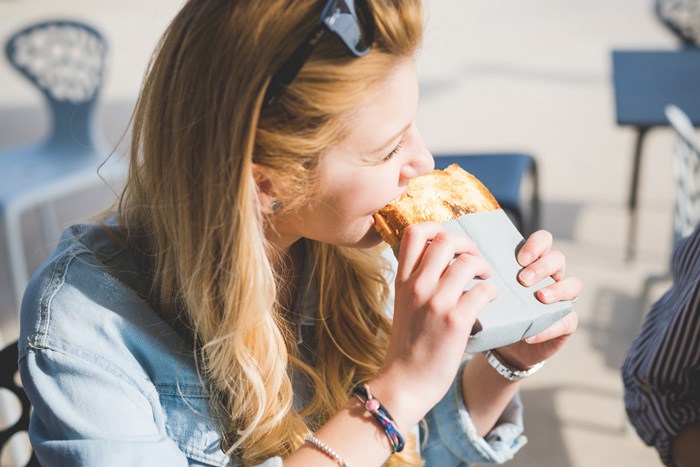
252, 163, 281, 214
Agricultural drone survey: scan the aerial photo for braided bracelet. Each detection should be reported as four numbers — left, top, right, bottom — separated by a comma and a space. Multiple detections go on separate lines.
352, 383, 405, 453
303, 435, 349, 467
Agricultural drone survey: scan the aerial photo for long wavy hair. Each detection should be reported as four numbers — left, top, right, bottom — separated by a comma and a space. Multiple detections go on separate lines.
118, 0, 424, 465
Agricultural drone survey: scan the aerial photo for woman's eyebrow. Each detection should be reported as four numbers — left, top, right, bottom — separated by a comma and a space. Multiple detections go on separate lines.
369, 121, 411, 155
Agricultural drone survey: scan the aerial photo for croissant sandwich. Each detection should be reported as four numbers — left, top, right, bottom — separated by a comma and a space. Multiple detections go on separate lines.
373, 164, 499, 249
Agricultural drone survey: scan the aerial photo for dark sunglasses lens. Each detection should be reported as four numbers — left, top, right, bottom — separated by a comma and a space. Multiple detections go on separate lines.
264, 0, 373, 106
323, 0, 373, 56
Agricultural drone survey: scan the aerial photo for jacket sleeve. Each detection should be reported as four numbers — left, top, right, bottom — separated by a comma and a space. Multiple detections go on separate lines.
20, 345, 191, 467
421, 359, 527, 466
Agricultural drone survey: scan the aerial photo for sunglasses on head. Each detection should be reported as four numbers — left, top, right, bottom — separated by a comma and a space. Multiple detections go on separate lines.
263, 0, 374, 108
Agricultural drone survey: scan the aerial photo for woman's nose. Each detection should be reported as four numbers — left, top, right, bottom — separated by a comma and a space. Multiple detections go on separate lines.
401, 134, 434, 180
415, 146, 435, 176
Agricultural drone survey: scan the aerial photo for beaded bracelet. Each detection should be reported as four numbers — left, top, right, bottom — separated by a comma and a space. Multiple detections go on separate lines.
352, 383, 405, 453
303, 435, 349, 467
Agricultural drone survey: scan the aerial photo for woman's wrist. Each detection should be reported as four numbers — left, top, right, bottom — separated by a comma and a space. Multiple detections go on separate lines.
288, 394, 398, 466
462, 353, 522, 436
352, 383, 405, 453
483, 350, 545, 381
366, 373, 428, 431
491, 347, 544, 372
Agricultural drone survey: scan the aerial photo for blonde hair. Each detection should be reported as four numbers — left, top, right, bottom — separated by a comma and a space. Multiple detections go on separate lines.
118, 0, 424, 465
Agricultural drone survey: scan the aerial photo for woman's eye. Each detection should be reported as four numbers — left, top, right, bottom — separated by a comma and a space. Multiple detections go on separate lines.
383, 142, 402, 162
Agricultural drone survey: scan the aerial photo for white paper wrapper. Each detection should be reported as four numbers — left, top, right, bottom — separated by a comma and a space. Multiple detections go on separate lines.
395, 209, 573, 353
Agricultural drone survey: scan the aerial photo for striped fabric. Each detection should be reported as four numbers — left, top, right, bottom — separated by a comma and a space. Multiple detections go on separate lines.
622, 224, 700, 466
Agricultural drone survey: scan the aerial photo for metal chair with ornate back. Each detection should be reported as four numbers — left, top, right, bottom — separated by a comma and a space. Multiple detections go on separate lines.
0, 20, 123, 330
655, 0, 700, 47
0, 340, 38, 466
640, 104, 700, 314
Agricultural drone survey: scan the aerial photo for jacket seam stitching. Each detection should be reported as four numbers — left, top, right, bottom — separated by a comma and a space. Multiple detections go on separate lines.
32, 249, 79, 349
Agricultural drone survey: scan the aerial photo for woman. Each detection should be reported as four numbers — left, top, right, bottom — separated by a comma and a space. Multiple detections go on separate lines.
18, 0, 581, 465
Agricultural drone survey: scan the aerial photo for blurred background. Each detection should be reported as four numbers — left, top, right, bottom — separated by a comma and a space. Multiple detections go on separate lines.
0, 0, 692, 465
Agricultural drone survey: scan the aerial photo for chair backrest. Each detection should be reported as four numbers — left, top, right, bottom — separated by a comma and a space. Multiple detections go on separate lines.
666, 104, 700, 244
655, 0, 700, 46
5, 20, 108, 148
433, 153, 540, 237
0, 341, 38, 466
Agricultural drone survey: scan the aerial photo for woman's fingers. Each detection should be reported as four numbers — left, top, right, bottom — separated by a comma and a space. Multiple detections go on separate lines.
417, 233, 482, 281
439, 252, 492, 291
524, 310, 579, 344
398, 224, 578, 311
518, 249, 566, 286
535, 276, 582, 304
397, 223, 480, 283
456, 281, 498, 323
396, 223, 445, 281
517, 230, 553, 267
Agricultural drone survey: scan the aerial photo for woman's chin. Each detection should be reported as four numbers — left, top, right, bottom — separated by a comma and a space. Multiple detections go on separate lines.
355, 227, 385, 249
333, 216, 385, 249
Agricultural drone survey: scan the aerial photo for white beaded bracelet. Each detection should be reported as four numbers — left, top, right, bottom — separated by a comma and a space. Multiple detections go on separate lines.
303, 435, 349, 467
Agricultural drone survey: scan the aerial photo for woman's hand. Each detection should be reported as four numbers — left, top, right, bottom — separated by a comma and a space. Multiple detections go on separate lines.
370, 222, 497, 428
496, 230, 581, 370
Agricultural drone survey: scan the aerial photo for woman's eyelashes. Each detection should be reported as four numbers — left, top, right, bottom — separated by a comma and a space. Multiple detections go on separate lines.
383, 142, 403, 162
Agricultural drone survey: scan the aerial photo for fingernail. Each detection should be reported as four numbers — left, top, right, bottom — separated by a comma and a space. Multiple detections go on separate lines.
519, 252, 533, 266
538, 289, 553, 302
520, 269, 535, 284
524, 336, 537, 343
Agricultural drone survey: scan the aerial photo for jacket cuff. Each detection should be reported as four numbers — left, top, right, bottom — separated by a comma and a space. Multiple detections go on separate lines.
427, 359, 528, 464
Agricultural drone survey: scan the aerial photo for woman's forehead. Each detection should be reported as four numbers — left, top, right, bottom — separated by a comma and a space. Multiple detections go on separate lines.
339, 59, 418, 156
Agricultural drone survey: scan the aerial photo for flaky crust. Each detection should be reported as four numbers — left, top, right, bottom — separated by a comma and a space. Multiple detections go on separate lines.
373, 164, 499, 249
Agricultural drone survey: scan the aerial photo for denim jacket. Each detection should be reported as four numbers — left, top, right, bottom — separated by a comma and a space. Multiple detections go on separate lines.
19, 223, 527, 466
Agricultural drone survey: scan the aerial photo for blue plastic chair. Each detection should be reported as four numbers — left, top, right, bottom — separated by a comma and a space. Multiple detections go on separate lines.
433, 153, 540, 237
0, 20, 122, 319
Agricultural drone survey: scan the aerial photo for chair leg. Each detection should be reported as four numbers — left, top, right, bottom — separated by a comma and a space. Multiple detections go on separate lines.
626, 127, 650, 262
39, 202, 60, 258
1, 205, 30, 314
530, 158, 541, 236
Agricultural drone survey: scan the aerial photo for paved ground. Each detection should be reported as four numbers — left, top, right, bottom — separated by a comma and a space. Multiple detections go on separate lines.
0, 0, 684, 465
